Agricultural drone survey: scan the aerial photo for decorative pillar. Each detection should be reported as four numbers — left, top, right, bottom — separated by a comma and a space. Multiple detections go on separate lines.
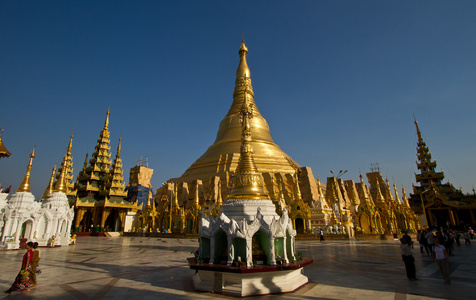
448, 209, 456, 227
282, 236, 289, 263
269, 236, 276, 266
470, 209, 476, 226
209, 237, 215, 265
227, 235, 233, 266
246, 238, 253, 266
74, 208, 80, 232
100, 209, 107, 231
289, 232, 296, 262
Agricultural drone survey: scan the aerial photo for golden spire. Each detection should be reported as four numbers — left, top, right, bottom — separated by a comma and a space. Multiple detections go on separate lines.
0, 125, 12, 159
177, 38, 298, 182
393, 183, 402, 205
17, 146, 36, 192
67, 133, 73, 154
236, 36, 250, 78
83, 153, 89, 168
414, 114, 422, 141
217, 180, 223, 206
117, 137, 122, 156
54, 157, 67, 193
194, 181, 199, 206
56, 134, 76, 196
42, 164, 57, 199
105, 108, 110, 129
227, 89, 268, 200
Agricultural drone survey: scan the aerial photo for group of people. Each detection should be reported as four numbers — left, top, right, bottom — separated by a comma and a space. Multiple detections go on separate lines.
417, 227, 473, 256
4, 241, 40, 294
401, 229, 453, 284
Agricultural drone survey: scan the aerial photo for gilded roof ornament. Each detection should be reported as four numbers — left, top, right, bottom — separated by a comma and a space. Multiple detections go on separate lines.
0, 125, 12, 159
236, 37, 250, 78
105, 108, 110, 129
227, 89, 268, 200
42, 164, 57, 199
54, 159, 67, 193
17, 146, 36, 192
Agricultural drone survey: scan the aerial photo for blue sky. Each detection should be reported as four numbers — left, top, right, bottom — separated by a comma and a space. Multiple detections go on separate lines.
1, 1, 475, 198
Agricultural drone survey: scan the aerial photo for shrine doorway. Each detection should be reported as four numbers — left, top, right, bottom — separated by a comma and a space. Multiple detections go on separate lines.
295, 218, 304, 234
105, 208, 121, 232
20, 220, 33, 239
80, 210, 93, 232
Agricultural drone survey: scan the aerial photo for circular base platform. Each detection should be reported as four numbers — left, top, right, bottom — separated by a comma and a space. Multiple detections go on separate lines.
189, 258, 313, 297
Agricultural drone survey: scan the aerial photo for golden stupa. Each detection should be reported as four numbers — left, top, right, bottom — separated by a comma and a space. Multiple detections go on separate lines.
176, 38, 299, 182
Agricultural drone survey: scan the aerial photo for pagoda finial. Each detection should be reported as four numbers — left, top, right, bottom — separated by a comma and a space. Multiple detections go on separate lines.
117, 137, 122, 157
0, 125, 12, 159
17, 146, 36, 192
236, 36, 250, 78
413, 114, 422, 141
42, 163, 57, 199
54, 156, 67, 193
227, 89, 268, 200
83, 153, 89, 169
67, 133, 73, 154
105, 108, 110, 129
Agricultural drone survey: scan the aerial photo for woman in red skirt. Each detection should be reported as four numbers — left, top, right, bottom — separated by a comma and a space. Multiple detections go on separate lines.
4, 241, 33, 294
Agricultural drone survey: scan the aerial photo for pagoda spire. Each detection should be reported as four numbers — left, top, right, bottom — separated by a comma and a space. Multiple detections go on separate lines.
54, 158, 67, 193
0, 125, 12, 159
393, 183, 402, 205
17, 146, 36, 192
42, 164, 57, 199
103, 137, 127, 198
178, 38, 298, 182
227, 89, 268, 200
76, 109, 112, 198
413, 116, 444, 188
55, 134, 75, 196
105, 107, 110, 129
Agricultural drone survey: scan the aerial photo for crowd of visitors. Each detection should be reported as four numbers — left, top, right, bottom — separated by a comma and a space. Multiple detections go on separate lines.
401, 227, 474, 285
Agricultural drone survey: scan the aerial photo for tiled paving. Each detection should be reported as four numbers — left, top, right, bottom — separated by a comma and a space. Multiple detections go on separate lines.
1, 237, 474, 299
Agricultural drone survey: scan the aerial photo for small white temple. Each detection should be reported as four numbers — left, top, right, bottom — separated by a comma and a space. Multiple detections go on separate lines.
190, 81, 311, 296
0, 147, 75, 250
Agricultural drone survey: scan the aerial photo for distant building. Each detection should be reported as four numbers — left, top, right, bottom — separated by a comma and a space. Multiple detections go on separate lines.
0, 147, 74, 249
71, 110, 140, 233
409, 118, 476, 228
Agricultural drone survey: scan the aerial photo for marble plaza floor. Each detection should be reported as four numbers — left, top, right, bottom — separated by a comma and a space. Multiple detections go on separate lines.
1, 236, 475, 300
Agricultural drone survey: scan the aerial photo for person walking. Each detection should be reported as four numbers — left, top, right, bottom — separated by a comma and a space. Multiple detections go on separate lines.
420, 230, 431, 254
464, 232, 471, 245
4, 242, 34, 294
425, 230, 435, 251
319, 229, 325, 241
432, 238, 451, 284
400, 237, 417, 281
30, 242, 40, 288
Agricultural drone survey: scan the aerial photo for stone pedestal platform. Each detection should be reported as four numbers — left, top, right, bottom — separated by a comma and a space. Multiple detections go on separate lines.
189, 257, 313, 297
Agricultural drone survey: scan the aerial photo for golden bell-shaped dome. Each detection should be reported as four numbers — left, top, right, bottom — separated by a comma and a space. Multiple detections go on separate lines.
176, 39, 299, 183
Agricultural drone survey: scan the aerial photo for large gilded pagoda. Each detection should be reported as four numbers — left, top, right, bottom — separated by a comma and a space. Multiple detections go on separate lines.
150, 39, 417, 237
153, 39, 312, 234
409, 117, 476, 228
72, 109, 140, 233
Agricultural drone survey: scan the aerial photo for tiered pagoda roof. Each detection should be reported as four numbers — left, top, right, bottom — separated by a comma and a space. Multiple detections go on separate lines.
76, 110, 112, 197
55, 134, 76, 197
101, 137, 127, 198
0, 126, 12, 159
